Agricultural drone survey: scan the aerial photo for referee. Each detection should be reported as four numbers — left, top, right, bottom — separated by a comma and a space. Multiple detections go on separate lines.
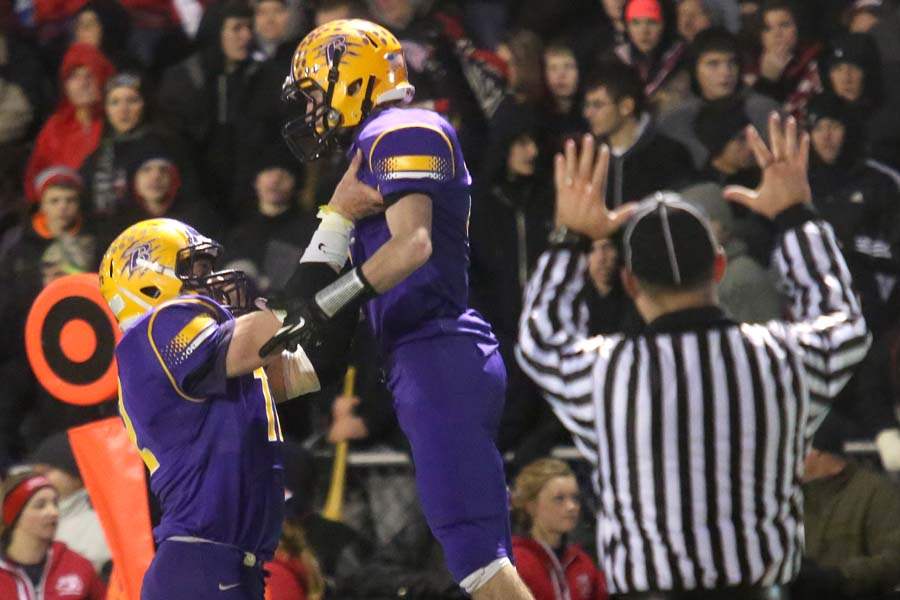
516, 115, 871, 599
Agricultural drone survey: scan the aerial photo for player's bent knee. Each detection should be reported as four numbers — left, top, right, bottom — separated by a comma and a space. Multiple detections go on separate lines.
459, 557, 512, 595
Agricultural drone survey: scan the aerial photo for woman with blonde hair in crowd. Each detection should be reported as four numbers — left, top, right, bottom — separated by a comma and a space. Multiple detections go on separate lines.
265, 517, 326, 600
0, 471, 105, 599
511, 458, 607, 600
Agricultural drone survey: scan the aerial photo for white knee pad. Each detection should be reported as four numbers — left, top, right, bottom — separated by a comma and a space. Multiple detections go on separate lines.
459, 557, 512, 594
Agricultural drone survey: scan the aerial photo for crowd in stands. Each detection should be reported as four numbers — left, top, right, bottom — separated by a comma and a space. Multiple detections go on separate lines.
1, 0, 900, 598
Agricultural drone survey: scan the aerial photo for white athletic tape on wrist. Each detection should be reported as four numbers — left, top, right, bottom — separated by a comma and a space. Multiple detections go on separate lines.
282, 346, 321, 397
314, 268, 370, 318
299, 213, 354, 270
876, 428, 900, 471
459, 557, 511, 594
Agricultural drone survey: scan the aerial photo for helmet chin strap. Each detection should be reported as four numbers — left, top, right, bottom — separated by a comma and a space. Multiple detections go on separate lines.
324, 45, 344, 109
360, 75, 376, 117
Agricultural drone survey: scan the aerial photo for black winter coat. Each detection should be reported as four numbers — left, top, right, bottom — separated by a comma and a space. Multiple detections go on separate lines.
602, 117, 696, 208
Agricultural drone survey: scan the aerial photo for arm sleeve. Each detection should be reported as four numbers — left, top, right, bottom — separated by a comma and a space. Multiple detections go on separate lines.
511, 549, 547, 597
516, 246, 612, 466
146, 300, 235, 401
368, 124, 456, 202
771, 206, 872, 432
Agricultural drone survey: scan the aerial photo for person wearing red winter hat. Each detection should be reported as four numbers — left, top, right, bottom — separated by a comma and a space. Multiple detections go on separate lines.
0, 471, 106, 600
511, 459, 608, 600
23, 42, 116, 202
615, 0, 689, 112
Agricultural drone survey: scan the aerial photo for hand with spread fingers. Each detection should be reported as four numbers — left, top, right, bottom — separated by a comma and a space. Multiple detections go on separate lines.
554, 134, 635, 240
723, 112, 812, 220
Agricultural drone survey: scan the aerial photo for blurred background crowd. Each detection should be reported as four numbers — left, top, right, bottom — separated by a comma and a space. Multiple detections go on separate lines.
1, 0, 900, 598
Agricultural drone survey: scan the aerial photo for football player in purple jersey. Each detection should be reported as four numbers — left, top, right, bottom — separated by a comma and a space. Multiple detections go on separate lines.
265, 19, 534, 600
99, 159, 381, 600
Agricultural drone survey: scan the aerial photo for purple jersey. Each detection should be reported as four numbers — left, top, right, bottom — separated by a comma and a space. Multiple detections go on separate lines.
115, 296, 285, 560
349, 107, 494, 350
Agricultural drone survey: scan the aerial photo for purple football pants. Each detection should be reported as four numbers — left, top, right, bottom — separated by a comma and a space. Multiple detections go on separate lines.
387, 334, 513, 582
141, 539, 266, 600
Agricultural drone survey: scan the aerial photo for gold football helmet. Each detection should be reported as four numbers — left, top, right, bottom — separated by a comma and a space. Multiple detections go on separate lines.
99, 219, 251, 330
282, 19, 415, 161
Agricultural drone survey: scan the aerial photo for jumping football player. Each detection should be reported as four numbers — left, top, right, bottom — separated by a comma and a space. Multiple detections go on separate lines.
268, 19, 534, 599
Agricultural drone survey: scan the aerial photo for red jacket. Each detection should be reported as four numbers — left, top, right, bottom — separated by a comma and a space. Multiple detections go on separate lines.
0, 541, 106, 600
24, 43, 115, 201
264, 553, 308, 600
513, 536, 608, 600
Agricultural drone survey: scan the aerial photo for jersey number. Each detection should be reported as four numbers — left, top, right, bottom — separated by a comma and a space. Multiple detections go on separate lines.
254, 368, 284, 442
118, 382, 161, 474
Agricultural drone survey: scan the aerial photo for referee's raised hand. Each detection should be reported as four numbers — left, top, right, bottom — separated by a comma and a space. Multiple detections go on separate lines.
554, 134, 634, 240
723, 112, 813, 219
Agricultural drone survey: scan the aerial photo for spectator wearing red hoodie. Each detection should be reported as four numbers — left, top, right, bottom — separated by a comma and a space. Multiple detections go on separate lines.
511, 459, 608, 600
23, 42, 115, 202
0, 471, 105, 600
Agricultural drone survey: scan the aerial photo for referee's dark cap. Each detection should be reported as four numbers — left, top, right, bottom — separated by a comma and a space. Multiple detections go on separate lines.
621, 191, 718, 288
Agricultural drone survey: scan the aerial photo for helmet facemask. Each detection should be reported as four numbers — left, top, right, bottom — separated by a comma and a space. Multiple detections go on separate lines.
175, 242, 254, 316
281, 39, 377, 162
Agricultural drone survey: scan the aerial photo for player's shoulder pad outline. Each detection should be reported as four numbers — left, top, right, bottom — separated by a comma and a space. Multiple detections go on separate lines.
368, 123, 456, 184
145, 297, 226, 402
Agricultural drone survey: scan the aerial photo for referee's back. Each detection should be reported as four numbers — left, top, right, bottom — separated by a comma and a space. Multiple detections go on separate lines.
517, 190, 870, 597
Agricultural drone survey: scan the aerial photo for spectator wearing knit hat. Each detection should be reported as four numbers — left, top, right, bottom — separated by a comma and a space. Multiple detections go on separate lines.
822, 32, 883, 112
694, 98, 759, 189
29, 431, 111, 575
0, 471, 106, 599
822, 31, 900, 171
0, 167, 95, 355
23, 43, 116, 203
0, 165, 94, 328
615, 0, 691, 113
806, 92, 900, 334
658, 26, 780, 168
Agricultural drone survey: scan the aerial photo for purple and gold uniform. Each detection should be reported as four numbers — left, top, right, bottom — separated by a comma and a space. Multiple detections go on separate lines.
348, 107, 513, 581
116, 295, 284, 599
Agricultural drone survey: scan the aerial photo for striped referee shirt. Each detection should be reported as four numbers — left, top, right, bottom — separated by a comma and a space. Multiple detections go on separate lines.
516, 211, 871, 594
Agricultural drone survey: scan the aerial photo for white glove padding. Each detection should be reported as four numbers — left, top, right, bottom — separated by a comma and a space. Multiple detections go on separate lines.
875, 428, 900, 472
281, 345, 321, 398
299, 210, 354, 271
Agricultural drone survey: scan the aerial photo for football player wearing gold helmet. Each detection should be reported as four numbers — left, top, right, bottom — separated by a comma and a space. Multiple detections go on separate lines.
99, 156, 381, 600
275, 19, 534, 600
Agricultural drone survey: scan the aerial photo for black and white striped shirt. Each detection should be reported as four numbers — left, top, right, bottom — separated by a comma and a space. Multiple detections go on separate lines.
516, 213, 871, 594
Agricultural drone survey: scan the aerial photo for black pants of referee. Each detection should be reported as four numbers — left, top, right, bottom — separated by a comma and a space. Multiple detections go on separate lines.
614, 584, 789, 600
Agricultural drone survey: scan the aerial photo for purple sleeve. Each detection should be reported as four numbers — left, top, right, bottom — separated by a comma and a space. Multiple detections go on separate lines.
146, 300, 235, 400
368, 125, 456, 201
